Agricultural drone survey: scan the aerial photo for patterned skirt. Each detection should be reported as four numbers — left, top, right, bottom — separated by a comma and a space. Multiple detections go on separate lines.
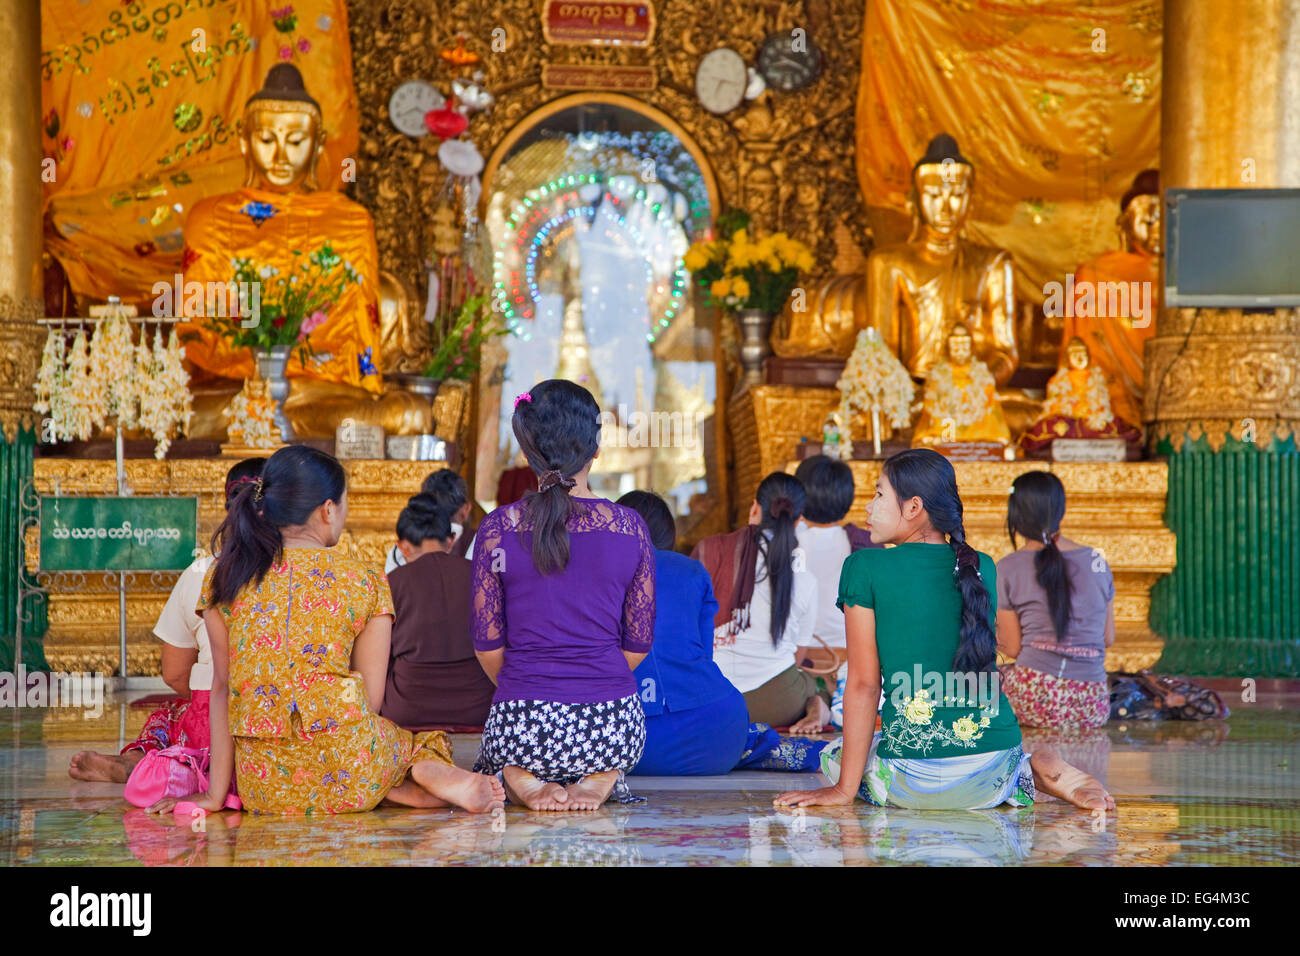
122, 690, 211, 756
234, 712, 453, 815
473, 695, 646, 792
820, 733, 1036, 810
1002, 665, 1110, 730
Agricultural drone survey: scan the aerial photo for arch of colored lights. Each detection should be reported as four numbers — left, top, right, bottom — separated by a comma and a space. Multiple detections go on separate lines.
492, 172, 691, 345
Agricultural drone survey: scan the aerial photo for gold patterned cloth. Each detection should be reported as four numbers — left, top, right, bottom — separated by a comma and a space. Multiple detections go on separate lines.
857, 1, 1161, 301
201, 548, 452, 814
179, 187, 383, 392
40, 0, 359, 309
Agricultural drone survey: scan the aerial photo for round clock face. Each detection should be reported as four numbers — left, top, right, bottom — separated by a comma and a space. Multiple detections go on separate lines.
758, 32, 825, 93
696, 48, 748, 114
388, 80, 445, 137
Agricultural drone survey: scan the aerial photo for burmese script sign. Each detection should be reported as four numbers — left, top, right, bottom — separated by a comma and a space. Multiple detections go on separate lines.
542, 2, 656, 46
40, 497, 198, 572
541, 63, 657, 92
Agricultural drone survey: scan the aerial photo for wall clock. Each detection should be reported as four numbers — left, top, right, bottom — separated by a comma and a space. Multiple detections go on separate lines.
695, 48, 748, 114
388, 80, 446, 137
757, 32, 824, 93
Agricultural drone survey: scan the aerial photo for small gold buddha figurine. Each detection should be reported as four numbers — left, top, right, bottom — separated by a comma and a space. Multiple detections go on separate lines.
1018, 337, 1141, 456
179, 64, 432, 439
773, 134, 1020, 390
1059, 169, 1160, 426
912, 324, 1011, 447
223, 376, 280, 451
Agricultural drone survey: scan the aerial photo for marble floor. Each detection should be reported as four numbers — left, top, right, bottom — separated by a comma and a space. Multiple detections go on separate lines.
1, 690, 1296, 866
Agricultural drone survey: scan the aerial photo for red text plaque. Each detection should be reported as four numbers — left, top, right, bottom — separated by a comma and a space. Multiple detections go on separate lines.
542, 1, 656, 46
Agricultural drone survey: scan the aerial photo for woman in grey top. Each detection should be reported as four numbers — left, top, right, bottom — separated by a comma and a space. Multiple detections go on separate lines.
995, 472, 1114, 729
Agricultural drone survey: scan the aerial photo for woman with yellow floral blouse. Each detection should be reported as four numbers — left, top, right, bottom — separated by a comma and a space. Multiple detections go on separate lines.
147, 445, 504, 816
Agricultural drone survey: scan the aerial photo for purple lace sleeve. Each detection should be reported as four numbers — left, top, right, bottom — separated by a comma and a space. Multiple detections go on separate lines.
620, 515, 656, 652
471, 511, 506, 651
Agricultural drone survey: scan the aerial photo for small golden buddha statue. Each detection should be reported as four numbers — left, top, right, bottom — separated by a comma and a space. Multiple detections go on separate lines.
1018, 337, 1141, 456
180, 64, 431, 439
1060, 169, 1160, 426
773, 134, 1019, 389
912, 324, 1011, 447
222, 376, 279, 451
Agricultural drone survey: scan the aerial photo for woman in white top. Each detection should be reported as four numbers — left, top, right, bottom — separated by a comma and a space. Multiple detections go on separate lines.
68, 457, 266, 783
695, 472, 829, 733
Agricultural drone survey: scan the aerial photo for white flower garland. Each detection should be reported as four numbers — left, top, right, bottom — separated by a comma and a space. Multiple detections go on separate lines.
837, 328, 916, 446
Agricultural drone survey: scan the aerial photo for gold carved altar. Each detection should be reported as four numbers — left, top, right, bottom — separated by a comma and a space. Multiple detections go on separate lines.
28, 458, 433, 675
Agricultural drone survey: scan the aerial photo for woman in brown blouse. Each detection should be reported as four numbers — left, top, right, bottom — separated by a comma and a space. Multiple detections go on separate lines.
381, 492, 496, 729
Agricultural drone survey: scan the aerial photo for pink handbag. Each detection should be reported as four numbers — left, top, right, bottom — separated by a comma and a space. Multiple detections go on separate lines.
123, 746, 210, 808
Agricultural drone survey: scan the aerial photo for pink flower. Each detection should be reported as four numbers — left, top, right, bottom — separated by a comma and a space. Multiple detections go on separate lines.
297, 38, 311, 53
279, 45, 293, 60
297, 309, 327, 341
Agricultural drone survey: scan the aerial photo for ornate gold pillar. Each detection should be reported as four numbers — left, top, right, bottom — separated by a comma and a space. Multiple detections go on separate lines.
0, 0, 45, 441
1145, 0, 1300, 677
1146, 0, 1300, 447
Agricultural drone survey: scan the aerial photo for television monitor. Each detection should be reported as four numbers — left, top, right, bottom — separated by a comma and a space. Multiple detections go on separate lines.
1164, 188, 1300, 307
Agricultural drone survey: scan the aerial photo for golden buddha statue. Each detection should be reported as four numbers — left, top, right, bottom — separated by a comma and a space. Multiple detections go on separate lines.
222, 376, 279, 451
1060, 169, 1160, 426
1019, 336, 1141, 456
912, 324, 1011, 447
773, 134, 1019, 387
180, 64, 431, 440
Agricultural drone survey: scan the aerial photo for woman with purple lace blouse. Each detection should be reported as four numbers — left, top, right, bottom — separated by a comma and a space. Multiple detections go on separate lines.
472, 380, 656, 811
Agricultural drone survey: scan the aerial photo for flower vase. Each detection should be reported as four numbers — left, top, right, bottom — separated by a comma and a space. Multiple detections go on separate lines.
737, 308, 776, 392
253, 345, 295, 442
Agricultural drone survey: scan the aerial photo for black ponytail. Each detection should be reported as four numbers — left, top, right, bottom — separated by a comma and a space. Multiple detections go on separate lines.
882, 448, 996, 673
1007, 470, 1073, 641
754, 471, 806, 647
511, 379, 601, 574
209, 445, 346, 606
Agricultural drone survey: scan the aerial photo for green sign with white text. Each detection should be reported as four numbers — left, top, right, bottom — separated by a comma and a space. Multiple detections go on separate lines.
39, 497, 199, 572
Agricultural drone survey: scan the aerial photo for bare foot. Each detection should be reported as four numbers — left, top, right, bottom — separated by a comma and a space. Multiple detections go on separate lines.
1030, 745, 1116, 812
562, 770, 620, 811
789, 695, 831, 735
502, 766, 570, 811
410, 760, 506, 814
382, 778, 451, 809
69, 750, 138, 783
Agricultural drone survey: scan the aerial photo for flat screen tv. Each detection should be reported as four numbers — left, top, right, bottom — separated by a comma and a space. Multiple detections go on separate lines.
1165, 188, 1300, 307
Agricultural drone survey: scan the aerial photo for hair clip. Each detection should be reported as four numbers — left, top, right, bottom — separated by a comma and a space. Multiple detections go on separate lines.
514, 391, 532, 408
253, 476, 265, 503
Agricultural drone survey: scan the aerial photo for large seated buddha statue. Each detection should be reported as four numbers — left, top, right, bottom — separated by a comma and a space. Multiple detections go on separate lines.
181, 64, 431, 439
1061, 169, 1160, 426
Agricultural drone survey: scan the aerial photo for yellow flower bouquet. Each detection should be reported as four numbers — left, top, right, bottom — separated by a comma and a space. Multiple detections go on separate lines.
684, 210, 814, 314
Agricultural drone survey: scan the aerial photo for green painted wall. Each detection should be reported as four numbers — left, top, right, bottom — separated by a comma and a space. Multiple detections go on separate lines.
0, 427, 48, 672
1151, 433, 1300, 677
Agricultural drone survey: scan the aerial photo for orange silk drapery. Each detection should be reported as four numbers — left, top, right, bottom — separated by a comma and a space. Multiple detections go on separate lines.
856, 0, 1161, 305
41, 0, 359, 311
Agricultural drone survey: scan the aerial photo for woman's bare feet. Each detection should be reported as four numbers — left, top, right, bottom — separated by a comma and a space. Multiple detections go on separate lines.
69, 750, 140, 783
789, 695, 831, 735
563, 770, 619, 811
410, 760, 506, 814
502, 766, 570, 811
1030, 745, 1116, 812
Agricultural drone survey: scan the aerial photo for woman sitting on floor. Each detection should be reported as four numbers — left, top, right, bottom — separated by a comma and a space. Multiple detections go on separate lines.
620, 490, 828, 777
68, 457, 265, 784
471, 380, 656, 811
693, 472, 830, 734
380, 492, 494, 730
793, 454, 881, 728
147, 444, 504, 816
775, 448, 1114, 811
385, 467, 476, 572
996, 471, 1114, 730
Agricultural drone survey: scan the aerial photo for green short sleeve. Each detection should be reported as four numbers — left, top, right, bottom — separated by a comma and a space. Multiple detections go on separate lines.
980, 552, 998, 624
836, 548, 874, 611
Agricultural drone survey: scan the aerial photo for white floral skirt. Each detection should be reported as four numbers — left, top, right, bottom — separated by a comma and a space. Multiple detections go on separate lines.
820, 733, 1035, 810
473, 695, 646, 799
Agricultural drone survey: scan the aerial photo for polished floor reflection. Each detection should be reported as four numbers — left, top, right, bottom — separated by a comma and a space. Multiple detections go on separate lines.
2, 691, 1296, 866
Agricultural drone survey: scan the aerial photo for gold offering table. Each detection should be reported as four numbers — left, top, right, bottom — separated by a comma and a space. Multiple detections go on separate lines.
29, 458, 435, 676
732, 384, 1175, 671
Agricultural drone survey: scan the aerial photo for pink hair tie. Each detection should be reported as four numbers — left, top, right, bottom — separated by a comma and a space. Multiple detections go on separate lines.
514, 391, 532, 408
